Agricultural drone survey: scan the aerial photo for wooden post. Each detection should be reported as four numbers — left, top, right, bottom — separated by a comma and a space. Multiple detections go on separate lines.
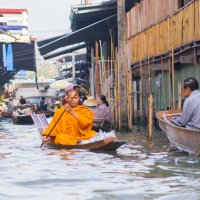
95, 42, 100, 97
139, 60, 143, 124
90, 47, 95, 96
147, 28, 153, 142
171, 19, 175, 109
128, 70, 133, 130
72, 52, 75, 82
161, 58, 166, 110
114, 48, 118, 128
148, 94, 153, 141
178, 82, 182, 110
117, 0, 128, 130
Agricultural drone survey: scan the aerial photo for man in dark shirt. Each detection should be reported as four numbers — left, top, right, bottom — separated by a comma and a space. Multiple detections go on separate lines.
19, 96, 26, 105
38, 97, 48, 111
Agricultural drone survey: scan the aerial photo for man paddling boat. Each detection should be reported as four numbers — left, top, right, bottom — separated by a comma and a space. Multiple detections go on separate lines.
42, 89, 96, 145
172, 77, 200, 131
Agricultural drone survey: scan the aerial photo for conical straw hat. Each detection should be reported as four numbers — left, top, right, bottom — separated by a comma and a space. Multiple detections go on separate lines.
83, 96, 97, 107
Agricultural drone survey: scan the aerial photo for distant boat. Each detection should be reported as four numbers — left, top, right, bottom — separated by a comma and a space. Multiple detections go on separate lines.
12, 114, 33, 125
157, 110, 200, 155
1, 111, 13, 118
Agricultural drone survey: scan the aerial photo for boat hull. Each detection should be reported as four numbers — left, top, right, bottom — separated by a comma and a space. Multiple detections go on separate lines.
44, 137, 126, 151
35, 110, 53, 118
13, 115, 33, 124
1, 112, 13, 118
157, 110, 200, 154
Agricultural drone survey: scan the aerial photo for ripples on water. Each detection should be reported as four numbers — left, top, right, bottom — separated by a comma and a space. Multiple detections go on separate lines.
0, 119, 200, 200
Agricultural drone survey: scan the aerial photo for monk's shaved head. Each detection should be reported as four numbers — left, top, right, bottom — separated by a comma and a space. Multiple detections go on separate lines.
66, 89, 81, 97
66, 89, 80, 107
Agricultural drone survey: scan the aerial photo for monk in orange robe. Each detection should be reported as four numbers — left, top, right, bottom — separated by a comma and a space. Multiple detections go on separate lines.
42, 89, 96, 145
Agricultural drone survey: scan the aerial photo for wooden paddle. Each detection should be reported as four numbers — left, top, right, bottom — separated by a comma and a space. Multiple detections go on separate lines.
41, 85, 83, 147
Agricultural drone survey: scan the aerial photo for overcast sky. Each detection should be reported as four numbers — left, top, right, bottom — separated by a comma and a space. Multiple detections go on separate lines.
0, 0, 102, 40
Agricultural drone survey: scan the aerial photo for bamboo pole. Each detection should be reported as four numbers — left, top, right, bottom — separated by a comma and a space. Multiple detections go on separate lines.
161, 58, 166, 110
108, 56, 110, 100
124, 38, 130, 129
147, 28, 153, 142
110, 29, 115, 122
103, 57, 106, 93
114, 48, 118, 128
129, 69, 133, 130
127, 41, 133, 130
117, 50, 121, 129
139, 60, 143, 124
167, 19, 171, 110
95, 42, 100, 96
99, 41, 105, 94
178, 82, 182, 110
127, 48, 133, 130
99, 61, 102, 94
168, 58, 171, 109
171, 18, 175, 109
148, 94, 153, 142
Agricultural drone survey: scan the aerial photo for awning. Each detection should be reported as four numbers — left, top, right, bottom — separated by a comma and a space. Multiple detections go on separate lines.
0, 70, 18, 87
71, 0, 134, 30
0, 41, 36, 71
58, 54, 86, 63
37, 14, 117, 56
0, 41, 36, 87
43, 43, 86, 60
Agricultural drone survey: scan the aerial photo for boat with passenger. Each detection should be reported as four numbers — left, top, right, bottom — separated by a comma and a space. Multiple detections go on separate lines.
157, 110, 200, 154
31, 113, 125, 151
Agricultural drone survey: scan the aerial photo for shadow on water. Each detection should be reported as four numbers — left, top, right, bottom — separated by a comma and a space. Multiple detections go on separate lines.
1, 119, 200, 200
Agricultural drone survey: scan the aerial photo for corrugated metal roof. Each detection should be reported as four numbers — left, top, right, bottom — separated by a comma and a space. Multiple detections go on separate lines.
71, 0, 134, 31
43, 43, 86, 60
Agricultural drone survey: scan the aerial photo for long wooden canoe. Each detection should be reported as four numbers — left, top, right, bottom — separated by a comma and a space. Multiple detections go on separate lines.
156, 110, 181, 132
12, 114, 34, 124
35, 110, 53, 118
12, 110, 53, 124
157, 110, 200, 154
1, 111, 13, 118
43, 137, 126, 151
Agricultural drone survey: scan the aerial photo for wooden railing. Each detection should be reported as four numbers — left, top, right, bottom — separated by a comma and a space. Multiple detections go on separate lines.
128, 0, 200, 65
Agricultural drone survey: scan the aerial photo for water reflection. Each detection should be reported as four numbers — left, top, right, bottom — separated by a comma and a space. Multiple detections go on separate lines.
0, 118, 200, 200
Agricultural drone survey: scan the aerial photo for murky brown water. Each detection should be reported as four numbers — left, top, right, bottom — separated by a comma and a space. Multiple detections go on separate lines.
0, 118, 200, 200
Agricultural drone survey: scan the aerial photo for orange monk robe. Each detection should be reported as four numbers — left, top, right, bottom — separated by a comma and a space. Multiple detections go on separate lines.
43, 105, 96, 145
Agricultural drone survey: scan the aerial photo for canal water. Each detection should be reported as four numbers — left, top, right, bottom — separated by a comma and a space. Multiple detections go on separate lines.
0, 118, 200, 200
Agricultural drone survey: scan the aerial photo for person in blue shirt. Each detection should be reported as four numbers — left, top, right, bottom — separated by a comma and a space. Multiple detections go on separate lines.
172, 77, 200, 130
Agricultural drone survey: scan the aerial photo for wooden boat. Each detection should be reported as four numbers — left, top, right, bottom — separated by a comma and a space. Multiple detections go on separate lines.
12, 114, 34, 125
1, 111, 13, 118
35, 110, 53, 118
157, 110, 200, 154
32, 113, 126, 152
156, 110, 181, 132
44, 137, 126, 151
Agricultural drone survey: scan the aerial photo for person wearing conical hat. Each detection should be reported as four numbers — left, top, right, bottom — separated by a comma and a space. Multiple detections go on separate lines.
83, 96, 97, 116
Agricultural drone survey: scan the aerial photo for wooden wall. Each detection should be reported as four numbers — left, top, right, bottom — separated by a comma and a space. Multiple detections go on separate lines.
128, 0, 200, 65
127, 0, 179, 38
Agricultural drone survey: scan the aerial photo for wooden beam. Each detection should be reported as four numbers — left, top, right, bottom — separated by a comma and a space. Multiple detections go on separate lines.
118, 0, 128, 130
